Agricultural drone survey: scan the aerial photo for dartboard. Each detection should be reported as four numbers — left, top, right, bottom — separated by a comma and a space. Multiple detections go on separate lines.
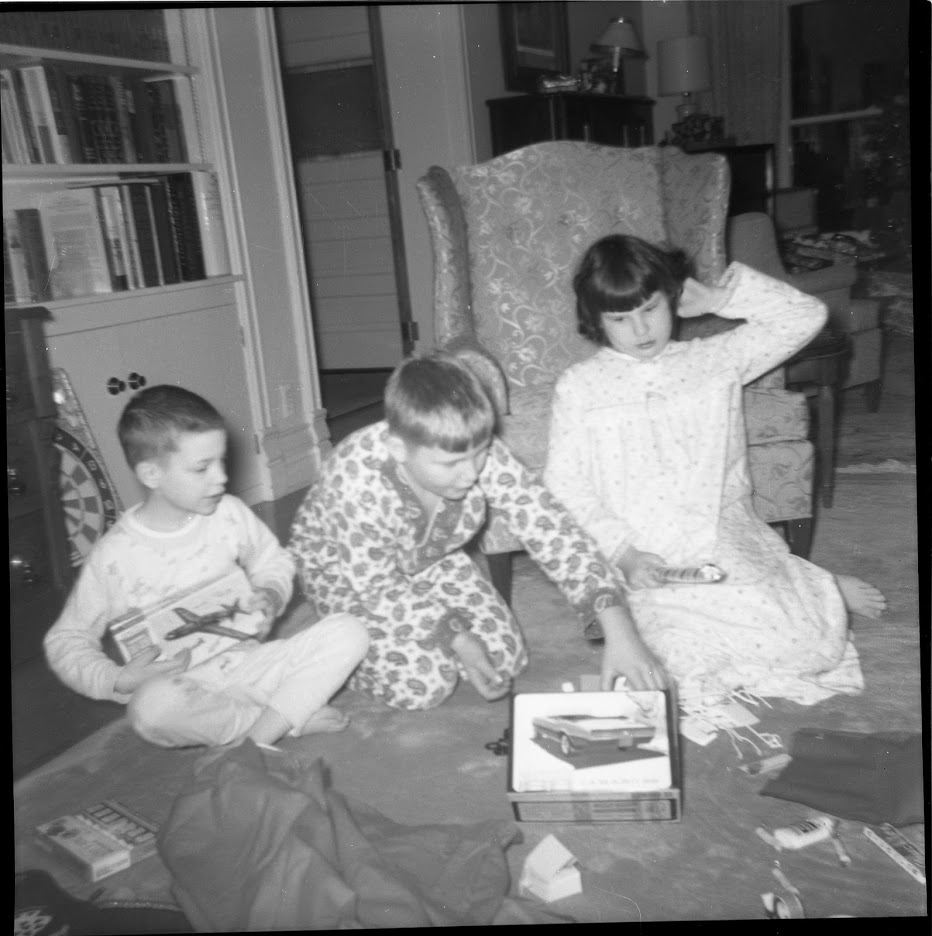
53, 425, 120, 567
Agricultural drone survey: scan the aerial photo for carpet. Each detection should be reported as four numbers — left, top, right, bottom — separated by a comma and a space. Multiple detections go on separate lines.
13, 470, 925, 923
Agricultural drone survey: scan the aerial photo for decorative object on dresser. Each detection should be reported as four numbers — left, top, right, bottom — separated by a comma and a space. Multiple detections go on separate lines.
486, 92, 654, 158
589, 16, 646, 96
7, 307, 74, 667
657, 35, 712, 120
417, 143, 816, 602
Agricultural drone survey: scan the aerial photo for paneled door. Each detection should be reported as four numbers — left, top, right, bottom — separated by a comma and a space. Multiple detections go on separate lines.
275, 5, 413, 371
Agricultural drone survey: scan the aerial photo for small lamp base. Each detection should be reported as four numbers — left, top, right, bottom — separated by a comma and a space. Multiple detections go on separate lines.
676, 93, 703, 119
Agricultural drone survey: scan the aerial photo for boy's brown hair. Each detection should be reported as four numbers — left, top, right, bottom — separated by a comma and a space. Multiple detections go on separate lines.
118, 385, 224, 468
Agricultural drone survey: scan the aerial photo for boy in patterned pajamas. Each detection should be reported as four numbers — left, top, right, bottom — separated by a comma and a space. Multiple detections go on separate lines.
288, 350, 665, 710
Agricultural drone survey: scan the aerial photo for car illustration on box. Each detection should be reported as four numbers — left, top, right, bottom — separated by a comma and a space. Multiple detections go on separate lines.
531, 714, 656, 757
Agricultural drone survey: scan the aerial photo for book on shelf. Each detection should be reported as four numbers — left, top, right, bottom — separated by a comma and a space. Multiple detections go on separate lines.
191, 170, 231, 277
3, 211, 33, 303
109, 75, 139, 164
85, 72, 127, 164
161, 172, 206, 281
18, 64, 72, 164
10, 68, 42, 163
122, 182, 163, 287
145, 78, 188, 163
0, 9, 171, 62
39, 187, 113, 299
1, 68, 34, 164
35, 800, 159, 883
14, 208, 52, 301
65, 73, 98, 162
93, 185, 131, 291
106, 568, 265, 668
119, 183, 148, 288
145, 176, 181, 284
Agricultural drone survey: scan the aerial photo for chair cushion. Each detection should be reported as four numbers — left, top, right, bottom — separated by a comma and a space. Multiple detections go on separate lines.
748, 439, 815, 523
744, 387, 810, 444
450, 143, 668, 391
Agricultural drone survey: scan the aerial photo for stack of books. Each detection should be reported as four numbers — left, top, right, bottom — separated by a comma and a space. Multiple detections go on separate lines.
3, 170, 229, 304
1, 64, 187, 167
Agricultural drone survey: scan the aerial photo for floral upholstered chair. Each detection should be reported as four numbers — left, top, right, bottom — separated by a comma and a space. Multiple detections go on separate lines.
416, 142, 814, 601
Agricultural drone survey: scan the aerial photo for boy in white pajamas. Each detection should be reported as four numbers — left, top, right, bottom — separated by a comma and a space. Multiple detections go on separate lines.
44, 385, 368, 748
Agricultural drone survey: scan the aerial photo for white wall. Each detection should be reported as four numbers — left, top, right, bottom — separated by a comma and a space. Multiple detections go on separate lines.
379, 4, 475, 352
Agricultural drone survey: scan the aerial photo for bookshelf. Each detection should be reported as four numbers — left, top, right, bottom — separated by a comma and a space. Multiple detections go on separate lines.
2, 10, 262, 530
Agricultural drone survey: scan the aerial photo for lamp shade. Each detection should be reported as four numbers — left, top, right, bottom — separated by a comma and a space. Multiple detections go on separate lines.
657, 36, 711, 95
592, 17, 645, 57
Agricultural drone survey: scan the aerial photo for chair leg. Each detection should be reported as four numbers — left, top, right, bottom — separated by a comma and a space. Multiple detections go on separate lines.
486, 552, 514, 606
784, 517, 813, 559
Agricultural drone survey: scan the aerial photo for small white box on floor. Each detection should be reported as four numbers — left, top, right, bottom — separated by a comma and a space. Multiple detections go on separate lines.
507, 688, 681, 822
518, 834, 582, 902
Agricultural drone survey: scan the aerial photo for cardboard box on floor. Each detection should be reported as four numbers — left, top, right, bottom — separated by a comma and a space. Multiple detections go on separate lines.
507, 686, 682, 822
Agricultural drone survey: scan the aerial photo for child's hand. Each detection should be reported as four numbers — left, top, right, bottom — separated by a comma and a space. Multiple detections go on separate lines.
616, 546, 667, 590
114, 646, 191, 694
596, 606, 668, 692
451, 631, 512, 701
246, 587, 282, 640
677, 276, 730, 319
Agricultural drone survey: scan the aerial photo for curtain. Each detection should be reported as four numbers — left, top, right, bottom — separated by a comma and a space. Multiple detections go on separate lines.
690, 0, 784, 146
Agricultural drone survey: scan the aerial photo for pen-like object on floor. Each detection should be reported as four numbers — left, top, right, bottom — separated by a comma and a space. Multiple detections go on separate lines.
831, 834, 851, 867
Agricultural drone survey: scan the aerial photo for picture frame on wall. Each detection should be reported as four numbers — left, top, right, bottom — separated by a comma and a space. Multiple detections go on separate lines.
500, 2, 571, 93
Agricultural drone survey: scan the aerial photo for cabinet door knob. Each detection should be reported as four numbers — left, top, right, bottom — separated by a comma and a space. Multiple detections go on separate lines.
127, 372, 147, 390
107, 377, 127, 395
10, 555, 40, 587
7, 467, 27, 497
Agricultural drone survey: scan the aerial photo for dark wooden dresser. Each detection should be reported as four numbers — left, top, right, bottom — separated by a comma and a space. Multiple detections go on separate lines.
7, 306, 73, 666
487, 92, 654, 157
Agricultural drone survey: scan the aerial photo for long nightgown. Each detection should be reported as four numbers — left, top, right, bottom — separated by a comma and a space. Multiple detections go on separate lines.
544, 261, 863, 706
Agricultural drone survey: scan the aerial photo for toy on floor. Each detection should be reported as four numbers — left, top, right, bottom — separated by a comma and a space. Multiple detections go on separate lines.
761, 862, 805, 919
655, 563, 726, 584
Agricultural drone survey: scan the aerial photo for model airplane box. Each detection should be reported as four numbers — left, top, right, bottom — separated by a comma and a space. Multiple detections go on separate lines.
35, 800, 159, 882
507, 688, 682, 822
106, 568, 265, 668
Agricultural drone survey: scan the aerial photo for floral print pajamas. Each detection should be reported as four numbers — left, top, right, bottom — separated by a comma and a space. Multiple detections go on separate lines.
289, 423, 624, 710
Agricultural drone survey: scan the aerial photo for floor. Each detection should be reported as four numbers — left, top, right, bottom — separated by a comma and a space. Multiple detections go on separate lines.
10, 336, 914, 780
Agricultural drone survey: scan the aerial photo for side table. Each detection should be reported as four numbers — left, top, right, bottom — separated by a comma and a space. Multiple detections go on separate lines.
785, 328, 851, 508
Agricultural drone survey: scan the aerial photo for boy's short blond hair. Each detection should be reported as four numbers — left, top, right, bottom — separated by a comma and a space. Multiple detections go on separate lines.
118, 385, 225, 468
385, 349, 499, 451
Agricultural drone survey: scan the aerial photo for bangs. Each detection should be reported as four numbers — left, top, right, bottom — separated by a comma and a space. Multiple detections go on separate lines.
395, 406, 493, 452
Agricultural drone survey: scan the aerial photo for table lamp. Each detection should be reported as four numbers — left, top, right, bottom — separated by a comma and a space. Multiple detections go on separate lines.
591, 16, 645, 95
657, 35, 712, 118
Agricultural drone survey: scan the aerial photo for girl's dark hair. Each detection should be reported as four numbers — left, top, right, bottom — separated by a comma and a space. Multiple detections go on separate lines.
573, 234, 694, 345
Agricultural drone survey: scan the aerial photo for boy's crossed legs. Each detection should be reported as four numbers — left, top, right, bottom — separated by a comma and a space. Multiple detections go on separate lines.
128, 612, 368, 748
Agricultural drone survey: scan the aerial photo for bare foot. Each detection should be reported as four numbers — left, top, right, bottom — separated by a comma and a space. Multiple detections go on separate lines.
298, 705, 350, 735
837, 575, 887, 619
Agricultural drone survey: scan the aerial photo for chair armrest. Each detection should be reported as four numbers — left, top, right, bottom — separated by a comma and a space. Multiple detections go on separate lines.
416, 166, 475, 346
786, 261, 857, 297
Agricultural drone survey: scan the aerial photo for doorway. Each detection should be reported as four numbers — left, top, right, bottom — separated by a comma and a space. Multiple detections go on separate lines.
275, 5, 413, 418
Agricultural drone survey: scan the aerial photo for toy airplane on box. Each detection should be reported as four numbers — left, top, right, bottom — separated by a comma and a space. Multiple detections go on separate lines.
106, 568, 264, 668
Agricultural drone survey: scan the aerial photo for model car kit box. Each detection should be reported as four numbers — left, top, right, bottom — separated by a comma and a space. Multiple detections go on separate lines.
507, 688, 682, 822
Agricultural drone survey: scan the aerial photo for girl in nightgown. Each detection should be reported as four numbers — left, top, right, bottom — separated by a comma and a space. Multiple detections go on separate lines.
544, 234, 885, 706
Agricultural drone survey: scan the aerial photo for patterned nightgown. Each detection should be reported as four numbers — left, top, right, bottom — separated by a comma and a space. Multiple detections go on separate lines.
545, 262, 863, 706
288, 423, 625, 710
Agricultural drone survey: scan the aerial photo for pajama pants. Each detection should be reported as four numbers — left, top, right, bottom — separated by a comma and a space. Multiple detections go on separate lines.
308, 551, 528, 710
127, 612, 368, 748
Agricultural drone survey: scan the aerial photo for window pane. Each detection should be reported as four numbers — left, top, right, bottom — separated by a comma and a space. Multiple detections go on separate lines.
790, 0, 909, 118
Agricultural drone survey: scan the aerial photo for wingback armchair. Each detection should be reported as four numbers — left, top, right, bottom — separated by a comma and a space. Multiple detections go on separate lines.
416, 142, 815, 601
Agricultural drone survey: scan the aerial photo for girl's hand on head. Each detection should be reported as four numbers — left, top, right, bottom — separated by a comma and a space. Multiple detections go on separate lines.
114, 646, 191, 694
616, 546, 667, 590
451, 631, 512, 701
677, 277, 730, 319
